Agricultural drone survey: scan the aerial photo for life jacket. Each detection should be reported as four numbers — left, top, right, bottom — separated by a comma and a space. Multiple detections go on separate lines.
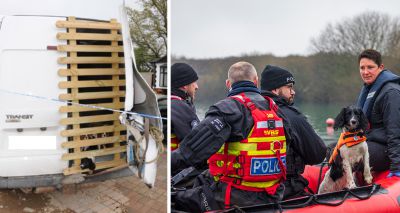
357, 70, 400, 120
171, 95, 183, 151
208, 93, 287, 209
328, 131, 367, 164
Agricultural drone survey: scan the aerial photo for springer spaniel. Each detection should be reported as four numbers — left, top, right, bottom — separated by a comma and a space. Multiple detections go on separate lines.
318, 106, 373, 194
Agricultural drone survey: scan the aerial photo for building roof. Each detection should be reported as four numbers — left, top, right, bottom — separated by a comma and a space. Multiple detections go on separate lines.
150, 55, 167, 64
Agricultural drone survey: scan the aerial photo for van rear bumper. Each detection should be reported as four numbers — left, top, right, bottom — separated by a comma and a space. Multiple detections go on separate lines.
0, 167, 134, 188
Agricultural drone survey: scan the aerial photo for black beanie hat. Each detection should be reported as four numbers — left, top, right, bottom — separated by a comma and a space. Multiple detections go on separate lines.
171, 63, 199, 88
261, 65, 295, 91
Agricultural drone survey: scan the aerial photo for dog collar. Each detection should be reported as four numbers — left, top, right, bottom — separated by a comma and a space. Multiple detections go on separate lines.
341, 132, 367, 146
342, 131, 365, 141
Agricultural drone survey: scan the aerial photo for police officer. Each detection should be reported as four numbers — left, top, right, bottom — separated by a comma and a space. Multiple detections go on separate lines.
171, 63, 200, 153
260, 65, 327, 199
172, 62, 287, 212
356, 49, 400, 178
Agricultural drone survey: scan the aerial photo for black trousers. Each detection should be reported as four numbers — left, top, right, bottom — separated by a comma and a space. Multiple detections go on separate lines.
367, 141, 390, 172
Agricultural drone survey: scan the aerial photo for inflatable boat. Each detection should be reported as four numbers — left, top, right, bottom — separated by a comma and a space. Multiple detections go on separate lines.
217, 165, 400, 213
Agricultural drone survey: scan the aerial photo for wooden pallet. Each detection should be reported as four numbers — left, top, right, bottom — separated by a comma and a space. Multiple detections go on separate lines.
57, 17, 127, 175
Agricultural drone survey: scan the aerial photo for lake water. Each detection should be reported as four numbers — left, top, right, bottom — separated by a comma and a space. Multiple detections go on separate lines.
196, 102, 349, 145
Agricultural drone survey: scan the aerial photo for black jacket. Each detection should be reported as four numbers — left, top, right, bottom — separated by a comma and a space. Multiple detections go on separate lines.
172, 86, 287, 211
364, 82, 400, 172
262, 92, 327, 175
171, 88, 200, 142
171, 91, 291, 173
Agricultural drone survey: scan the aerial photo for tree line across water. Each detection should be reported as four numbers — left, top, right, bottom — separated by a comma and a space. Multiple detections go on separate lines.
172, 11, 400, 105
173, 53, 398, 105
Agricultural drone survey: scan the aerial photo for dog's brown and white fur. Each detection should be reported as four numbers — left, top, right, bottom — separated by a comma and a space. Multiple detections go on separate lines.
318, 106, 373, 194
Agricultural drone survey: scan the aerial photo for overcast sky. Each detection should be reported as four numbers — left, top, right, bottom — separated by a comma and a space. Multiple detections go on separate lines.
172, 0, 400, 59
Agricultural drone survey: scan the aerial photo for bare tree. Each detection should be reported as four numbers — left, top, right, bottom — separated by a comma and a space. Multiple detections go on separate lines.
387, 18, 400, 58
128, 0, 167, 71
310, 11, 400, 56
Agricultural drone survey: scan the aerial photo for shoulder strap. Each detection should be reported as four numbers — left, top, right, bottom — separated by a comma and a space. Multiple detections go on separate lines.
171, 95, 183, 101
231, 93, 280, 113
230, 93, 257, 111
262, 95, 278, 113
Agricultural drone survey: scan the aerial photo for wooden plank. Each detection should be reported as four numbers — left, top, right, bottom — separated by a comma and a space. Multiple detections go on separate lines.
57, 45, 123, 52
57, 32, 122, 41
110, 19, 122, 162
61, 125, 126, 137
66, 17, 82, 170
60, 114, 120, 125
56, 20, 121, 30
58, 68, 125, 76
59, 80, 125, 88
64, 17, 81, 171
63, 160, 126, 175
58, 56, 124, 64
62, 146, 126, 161
61, 135, 125, 149
59, 102, 124, 113
59, 91, 125, 100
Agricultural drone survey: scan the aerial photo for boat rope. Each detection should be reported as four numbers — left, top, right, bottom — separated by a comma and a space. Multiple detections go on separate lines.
316, 161, 329, 193
218, 184, 380, 212
313, 184, 379, 206
0, 88, 167, 120
280, 195, 315, 209
231, 205, 246, 213
316, 145, 334, 193
347, 184, 378, 200
281, 184, 379, 209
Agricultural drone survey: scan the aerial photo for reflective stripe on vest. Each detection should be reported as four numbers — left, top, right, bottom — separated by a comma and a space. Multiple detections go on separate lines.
171, 133, 179, 151
208, 93, 287, 195
171, 95, 183, 151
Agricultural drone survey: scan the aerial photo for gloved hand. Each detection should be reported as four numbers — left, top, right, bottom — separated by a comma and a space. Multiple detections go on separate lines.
387, 171, 400, 178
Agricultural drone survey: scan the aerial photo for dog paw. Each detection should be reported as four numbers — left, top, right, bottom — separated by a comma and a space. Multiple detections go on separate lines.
364, 175, 373, 184
347, 182, 357, 189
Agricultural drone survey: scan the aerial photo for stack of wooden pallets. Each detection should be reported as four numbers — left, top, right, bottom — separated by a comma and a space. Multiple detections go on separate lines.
56, 17, 127, 175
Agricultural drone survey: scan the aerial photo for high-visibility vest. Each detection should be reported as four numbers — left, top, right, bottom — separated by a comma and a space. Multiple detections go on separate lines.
171, 95, 183, 151
171, 133, 179, 151
208, 93, 287, 208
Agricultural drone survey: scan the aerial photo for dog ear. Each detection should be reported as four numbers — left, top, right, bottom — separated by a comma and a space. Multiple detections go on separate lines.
334, 107, 346, 130
358, 108, 369, 131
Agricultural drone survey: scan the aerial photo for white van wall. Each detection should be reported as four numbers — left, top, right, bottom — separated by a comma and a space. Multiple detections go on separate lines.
0, 16, 68, 176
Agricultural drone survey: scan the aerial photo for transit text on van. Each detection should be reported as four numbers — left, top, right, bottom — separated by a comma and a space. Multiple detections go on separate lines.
5, 114, 33, 122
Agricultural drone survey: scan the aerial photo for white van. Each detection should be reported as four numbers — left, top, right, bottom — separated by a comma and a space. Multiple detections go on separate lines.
0, 1, 162, 189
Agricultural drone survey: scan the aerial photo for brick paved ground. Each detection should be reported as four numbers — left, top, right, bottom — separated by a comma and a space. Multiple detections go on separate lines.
0, 152, 167, 213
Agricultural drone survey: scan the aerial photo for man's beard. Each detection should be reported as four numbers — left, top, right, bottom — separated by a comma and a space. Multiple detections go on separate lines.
187, 91, 195, 103
278, 90, 294, 104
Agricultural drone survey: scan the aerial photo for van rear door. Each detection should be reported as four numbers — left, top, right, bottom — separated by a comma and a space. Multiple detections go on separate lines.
0, 15, 68, 176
